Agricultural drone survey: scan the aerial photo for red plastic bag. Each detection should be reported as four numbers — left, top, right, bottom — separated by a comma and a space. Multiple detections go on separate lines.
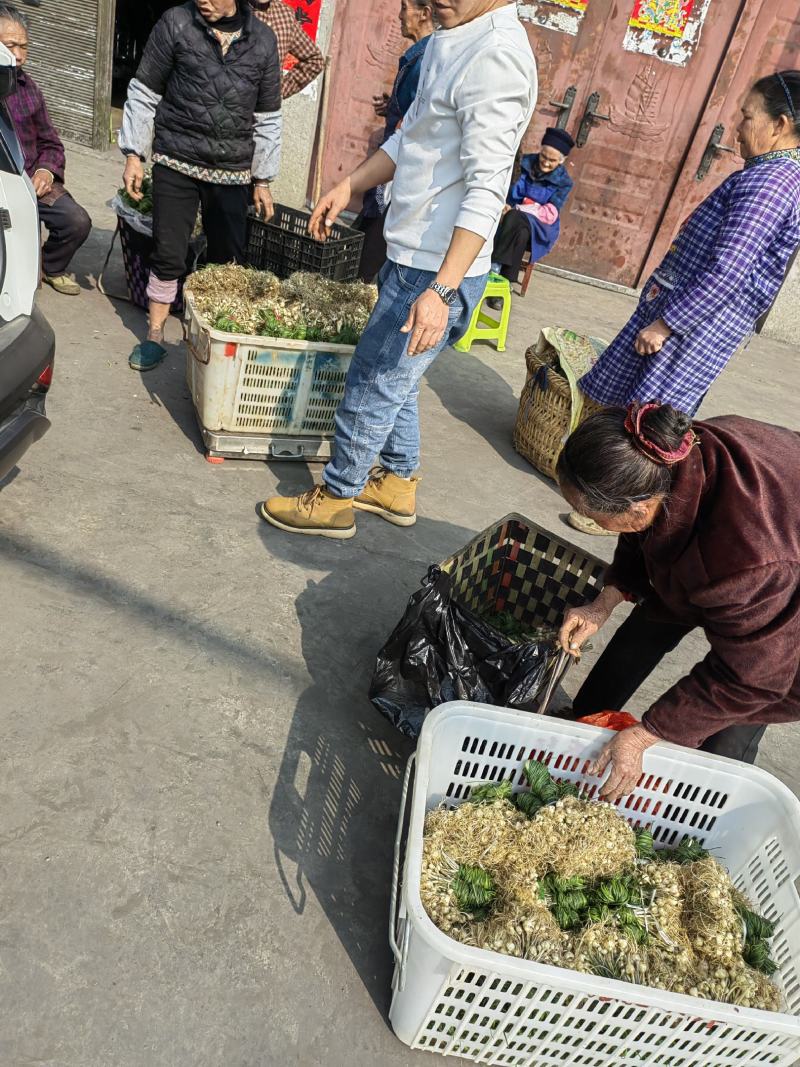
577, 711, 639, 732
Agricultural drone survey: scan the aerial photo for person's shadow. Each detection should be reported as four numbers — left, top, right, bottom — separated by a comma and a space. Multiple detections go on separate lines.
257, 499, 477, 1024
426, 345, 550, 482
88, 221, 206, 454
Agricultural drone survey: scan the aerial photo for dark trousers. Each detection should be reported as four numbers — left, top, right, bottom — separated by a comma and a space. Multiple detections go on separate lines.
38, 191, 92, 276
354, 211, 388, 283
567, 605, 767, 763
492, 210, 531, 283
150, 163, 249, 282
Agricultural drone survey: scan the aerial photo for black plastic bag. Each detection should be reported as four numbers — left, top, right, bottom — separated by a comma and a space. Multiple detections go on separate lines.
370, 566, 559, 739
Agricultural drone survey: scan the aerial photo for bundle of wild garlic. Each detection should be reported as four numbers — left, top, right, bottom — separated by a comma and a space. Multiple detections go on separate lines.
420, 760, 782, 1012
185, 264, 377, 344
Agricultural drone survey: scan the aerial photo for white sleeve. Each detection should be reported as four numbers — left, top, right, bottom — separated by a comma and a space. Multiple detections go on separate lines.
119, 78, 161, 159
380, 129, 403, 166
252, 110, 282, 181
453, 49, 537, 239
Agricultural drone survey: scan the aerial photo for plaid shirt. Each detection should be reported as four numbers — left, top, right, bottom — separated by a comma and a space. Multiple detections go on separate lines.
5, 68, 65, 182
251, 0, 324, 98
581, 157, 800, 413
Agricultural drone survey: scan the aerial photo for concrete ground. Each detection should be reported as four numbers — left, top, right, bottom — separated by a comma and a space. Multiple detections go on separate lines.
1, 145, 798, 1067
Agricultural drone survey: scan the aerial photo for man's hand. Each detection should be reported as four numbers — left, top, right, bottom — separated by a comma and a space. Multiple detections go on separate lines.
309, 178, 352, 242
588, 724, 659, 803
558, 586, 625, 656
501, 204, 512, 216
253, 184, 274, 221
635, 317, 672, 356
373, 92, 390, 117
401, 289, 450, 357
32, 169, 53, 198
123, 155, 145, 202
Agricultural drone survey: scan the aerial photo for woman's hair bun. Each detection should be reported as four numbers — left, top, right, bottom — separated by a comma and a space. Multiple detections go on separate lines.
639, 403, 693, 454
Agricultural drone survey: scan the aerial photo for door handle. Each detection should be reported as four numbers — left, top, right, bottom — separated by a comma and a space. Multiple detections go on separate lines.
575, 92, 611, 147
695, 123, 737, 181
548, 85, 577, 129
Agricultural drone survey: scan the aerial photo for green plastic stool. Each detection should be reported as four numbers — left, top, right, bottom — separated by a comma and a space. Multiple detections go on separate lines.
453, 272, 511, 353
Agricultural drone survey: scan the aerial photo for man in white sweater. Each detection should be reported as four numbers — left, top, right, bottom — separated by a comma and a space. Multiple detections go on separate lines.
261, 0, 537, 538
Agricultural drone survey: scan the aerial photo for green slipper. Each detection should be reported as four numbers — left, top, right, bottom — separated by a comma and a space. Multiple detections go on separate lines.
129, 340, 167, 371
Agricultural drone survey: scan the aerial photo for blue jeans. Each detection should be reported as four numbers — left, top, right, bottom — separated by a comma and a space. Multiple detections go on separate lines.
323, 262, 488, 497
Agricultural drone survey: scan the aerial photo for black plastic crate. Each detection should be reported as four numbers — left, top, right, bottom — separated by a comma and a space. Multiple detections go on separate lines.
246, 204, 363, 281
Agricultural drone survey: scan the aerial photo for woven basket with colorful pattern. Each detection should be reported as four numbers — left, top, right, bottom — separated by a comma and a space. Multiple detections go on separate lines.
440, 512, 605, 633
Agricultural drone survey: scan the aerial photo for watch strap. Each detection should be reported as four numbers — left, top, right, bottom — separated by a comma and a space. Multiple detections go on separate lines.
428, 281, 457, 305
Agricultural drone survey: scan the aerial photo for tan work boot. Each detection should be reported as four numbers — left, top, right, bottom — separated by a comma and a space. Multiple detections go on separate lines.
260, 485, 356, 539
43, 273, 81, 296
353, 467, 418, 526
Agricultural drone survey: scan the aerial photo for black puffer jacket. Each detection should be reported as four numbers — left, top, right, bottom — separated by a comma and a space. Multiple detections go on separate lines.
135, 1, 281, 171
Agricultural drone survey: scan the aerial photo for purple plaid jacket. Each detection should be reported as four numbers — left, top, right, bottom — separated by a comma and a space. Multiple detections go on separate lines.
5, 68, 65, 181
580, 157, 800, 413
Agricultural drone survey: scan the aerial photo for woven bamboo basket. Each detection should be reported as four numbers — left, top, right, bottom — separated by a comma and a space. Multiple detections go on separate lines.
513, 328, 607, 480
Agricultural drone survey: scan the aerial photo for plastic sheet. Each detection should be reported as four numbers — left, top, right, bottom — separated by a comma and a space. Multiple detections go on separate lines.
577, 711, 640, 732
370, 566, 559, 739
110, 194, 154, 237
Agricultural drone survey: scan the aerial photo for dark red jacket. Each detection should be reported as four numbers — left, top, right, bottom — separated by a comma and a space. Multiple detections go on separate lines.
606, 415, 800, 747
5, 69, 65, 182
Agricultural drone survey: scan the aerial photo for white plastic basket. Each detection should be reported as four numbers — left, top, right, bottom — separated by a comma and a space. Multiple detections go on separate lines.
389, 703, 800, 1065
183, 293, 354, 456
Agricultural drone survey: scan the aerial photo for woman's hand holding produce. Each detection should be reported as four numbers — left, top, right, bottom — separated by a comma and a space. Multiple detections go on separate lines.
558, 586, 625, 656
253, 184, 274, 222
123, 155, 145, 202
635, 318, 672, 356
589, 724, 658, 802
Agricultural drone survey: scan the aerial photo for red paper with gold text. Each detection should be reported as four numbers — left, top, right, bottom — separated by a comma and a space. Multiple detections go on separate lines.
282, 0, 322, 71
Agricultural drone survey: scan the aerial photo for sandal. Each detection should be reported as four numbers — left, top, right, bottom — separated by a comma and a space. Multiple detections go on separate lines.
129, 340, 167, 372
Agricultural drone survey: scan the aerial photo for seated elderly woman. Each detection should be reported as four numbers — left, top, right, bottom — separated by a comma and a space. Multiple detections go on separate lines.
554, 402, 800, 803
488, 126, 575, 305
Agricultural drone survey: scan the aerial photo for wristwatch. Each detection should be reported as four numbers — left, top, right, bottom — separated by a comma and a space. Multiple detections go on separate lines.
428, 281, 458, 306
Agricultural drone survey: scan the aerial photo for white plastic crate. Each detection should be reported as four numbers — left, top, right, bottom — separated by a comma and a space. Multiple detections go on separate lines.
183, 293, 354, 456
390, 703, 800, 1065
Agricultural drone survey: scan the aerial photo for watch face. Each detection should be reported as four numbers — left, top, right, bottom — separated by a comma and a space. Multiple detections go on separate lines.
432, 283, 456, 305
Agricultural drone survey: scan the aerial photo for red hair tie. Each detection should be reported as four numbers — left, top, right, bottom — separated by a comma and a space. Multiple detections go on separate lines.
624, 402, 697, 466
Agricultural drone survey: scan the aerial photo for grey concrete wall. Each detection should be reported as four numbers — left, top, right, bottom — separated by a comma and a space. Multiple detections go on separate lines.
270, 0, 337, 210
761, 254, 800, 346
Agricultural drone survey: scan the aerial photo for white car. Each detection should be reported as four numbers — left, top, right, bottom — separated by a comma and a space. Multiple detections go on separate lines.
0, 40, 55, 483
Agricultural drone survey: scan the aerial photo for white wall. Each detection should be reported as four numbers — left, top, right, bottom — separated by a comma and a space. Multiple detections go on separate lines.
269, 0, 337, 210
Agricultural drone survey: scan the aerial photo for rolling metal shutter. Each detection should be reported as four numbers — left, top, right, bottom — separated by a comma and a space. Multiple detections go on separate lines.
23, 0, 112, 149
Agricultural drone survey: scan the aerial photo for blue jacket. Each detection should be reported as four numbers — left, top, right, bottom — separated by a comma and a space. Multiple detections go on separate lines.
506, 153, 574, 262
361, 36, 431, 219
384, 35, 430, 138
508, 153, 573, 211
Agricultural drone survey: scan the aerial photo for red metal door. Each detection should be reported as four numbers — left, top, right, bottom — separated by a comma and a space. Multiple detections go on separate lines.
317, 1, 798, 286
520, 0, 749, 286
315, 0, 409, 200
